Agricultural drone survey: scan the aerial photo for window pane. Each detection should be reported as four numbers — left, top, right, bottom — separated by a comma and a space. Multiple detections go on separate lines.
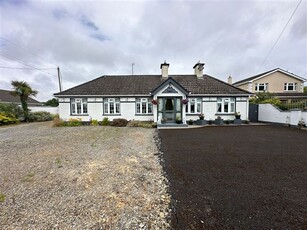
197, 103, 201, 113
224, 101, 228, 113
110, 103, 114, 114
116, 103, 120, 113
104, 103, 108, 114
72, 104, 76, 114
148, 103, 152, 113
217, 103, 222, 112
83, 103, 87, 113
230, 103, 235, 113
284, 83, 287, 90
77, 103, 81, 114
142, 102, 146, 113
191, 104, 195, 113
137, 103, 140, 114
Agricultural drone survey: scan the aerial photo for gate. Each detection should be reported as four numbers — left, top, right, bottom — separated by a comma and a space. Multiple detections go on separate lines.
249, 104, 258, 122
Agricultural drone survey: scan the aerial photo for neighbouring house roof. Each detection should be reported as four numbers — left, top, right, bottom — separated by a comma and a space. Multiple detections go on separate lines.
54, 75, 251, 97
0, 89, 42, 105
273, 92, 307, 100
233, 68, 307, 86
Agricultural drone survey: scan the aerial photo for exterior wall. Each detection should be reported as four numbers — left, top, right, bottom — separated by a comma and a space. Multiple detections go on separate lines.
58, 95, 250, 123
236, 72, 304, 93
28, 106, 59, 114
258, 103, 307, 126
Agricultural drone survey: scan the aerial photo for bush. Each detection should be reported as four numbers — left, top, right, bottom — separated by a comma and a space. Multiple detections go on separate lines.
0, 112, 19, 126
67, 118, 82, 126
28, 111, 53, 122
53, 117, 65, 127
111, 118, 128, 127
91, 119, 99, 126
101, 117, 109, 126
0, 103, 23, 119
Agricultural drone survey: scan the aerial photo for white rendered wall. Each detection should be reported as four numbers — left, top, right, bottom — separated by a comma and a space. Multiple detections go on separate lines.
259, 103, 307, 126
29, 106, 59, 114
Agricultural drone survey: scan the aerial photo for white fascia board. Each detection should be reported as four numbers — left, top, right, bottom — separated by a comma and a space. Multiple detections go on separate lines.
54, 94, 152, 98
190, 94, 252, 97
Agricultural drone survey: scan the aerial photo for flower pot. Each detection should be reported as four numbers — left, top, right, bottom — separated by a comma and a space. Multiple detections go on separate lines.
176, 120, 182, 124
235, 115, 241, 119
215, 118, 224, 125
196, 120, 206, 125
199, 117, 204, 120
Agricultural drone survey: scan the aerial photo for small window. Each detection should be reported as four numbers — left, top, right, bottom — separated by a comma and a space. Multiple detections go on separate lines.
104, 98, 120, 114
255, 83, 268, 92
186, 98, 201, 114
284, 83, 297, 91
136, 98, 152, 114
217, 98, 235, 113
71, 98, 88, 115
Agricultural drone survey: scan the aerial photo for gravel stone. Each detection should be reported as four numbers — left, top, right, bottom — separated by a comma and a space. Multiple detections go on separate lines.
0, 122, 170, 229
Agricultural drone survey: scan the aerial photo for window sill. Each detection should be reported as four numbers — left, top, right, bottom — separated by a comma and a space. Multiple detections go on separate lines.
135, 114, 153, 116
70, 114, 89, 116
215, 113, 235, 116
103, 114, 121, 116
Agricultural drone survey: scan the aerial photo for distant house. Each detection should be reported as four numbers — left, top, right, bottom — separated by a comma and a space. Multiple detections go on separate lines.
0, 89, 42, 106
54, 62, 251, 124
232, 68, 307, 102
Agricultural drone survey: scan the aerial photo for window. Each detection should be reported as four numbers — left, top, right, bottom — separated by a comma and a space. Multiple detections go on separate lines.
104, 98, 120, 114
186, 98, 201, 114
136, 98, 152, 114
255, 83, 268, 92
71, 98, 88, 115
284, 83, 297, 91
217, 98, 235, 113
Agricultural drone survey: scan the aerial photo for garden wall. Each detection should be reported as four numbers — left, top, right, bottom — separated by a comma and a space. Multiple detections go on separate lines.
29, 106, 59, 114
258, 104, 306, 126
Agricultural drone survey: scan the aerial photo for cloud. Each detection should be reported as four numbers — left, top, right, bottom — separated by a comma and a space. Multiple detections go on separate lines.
0, 0, 306, 102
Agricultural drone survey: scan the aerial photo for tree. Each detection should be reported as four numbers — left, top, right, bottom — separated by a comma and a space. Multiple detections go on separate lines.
44, 98, 59, 107
304, 86, 307, 93
11, 81, 38, 122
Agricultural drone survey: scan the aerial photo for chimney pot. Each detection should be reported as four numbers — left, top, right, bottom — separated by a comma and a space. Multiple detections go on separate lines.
228, 76, 233, 85
160, 61, 169, 78
193, 62, 205, 78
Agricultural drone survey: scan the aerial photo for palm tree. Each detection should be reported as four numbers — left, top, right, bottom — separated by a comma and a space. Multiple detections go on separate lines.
11, 81, 38, 122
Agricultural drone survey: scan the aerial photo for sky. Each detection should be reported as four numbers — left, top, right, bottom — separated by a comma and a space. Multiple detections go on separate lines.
0, 0, 306, 102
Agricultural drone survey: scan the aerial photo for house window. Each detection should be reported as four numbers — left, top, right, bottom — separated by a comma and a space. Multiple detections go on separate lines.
71, 98, 88, 114
217, 98, 235, 113
284, 83, 297, 91
255, 83, 268, 92
186, 98, 201, 114
104, 98, 120, 114
136, 98, 152, 114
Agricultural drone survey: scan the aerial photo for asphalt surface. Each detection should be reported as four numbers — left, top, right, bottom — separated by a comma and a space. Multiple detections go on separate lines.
159, 125, 307, 229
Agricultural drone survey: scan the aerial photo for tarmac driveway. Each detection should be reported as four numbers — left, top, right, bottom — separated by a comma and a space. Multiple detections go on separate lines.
159, 125, 307, 229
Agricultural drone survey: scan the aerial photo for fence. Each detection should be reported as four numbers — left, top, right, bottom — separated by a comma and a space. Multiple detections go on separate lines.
279, 100, 307, 111
258, 104, 307, 126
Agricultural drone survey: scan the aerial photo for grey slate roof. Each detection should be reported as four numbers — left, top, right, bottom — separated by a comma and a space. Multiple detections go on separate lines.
0, 89, 41, 105
54, 75, 251, 96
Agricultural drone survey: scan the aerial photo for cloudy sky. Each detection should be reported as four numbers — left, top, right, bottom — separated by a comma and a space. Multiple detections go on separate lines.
0, 0, 306, 102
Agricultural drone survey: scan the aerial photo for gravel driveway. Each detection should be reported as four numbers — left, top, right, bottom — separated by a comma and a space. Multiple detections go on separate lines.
0, 122, 170, 229
159, 125, 307, 229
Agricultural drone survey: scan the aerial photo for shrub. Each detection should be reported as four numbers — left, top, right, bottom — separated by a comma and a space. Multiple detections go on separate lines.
67, 118, 82, 126
28, 111, 53, 122
0, 112, 19, 126
111, 118, 128, 127
53, 117, 65, 127
0, 103, 23, 119
101, 117, 109, 126
91, 119, 99, 126
127, 120, 154, 128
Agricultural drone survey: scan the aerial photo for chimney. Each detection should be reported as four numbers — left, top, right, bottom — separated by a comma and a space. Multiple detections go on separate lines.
193, 61, 205, 78
228, 76, 232, 84
160, 61, 169, 78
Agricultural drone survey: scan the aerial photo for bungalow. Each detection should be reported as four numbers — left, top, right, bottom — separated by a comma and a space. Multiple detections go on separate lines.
54, 62, 251, 124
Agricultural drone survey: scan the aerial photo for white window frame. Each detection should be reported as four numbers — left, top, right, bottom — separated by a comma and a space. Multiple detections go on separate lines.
217, 98, 235, 113
71, 98, 88, 115
186, 98, 202, 114
255, 83, 268, 92
284, 82, 297, 91
104, 98, 120, 114
136, 98, 152, 114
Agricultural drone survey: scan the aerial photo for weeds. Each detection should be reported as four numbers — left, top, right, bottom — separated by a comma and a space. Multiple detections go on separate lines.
0, 193, 5, 202
22, 172, 35, 182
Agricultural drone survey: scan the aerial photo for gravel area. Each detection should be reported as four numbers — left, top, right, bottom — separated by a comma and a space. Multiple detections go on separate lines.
159, 125, 307, 229
0, 122, 170, 229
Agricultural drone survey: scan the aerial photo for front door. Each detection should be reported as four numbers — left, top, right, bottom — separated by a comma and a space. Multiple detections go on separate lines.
158, 97, 182, 123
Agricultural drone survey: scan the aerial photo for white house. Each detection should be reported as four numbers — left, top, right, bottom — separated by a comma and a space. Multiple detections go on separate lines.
54, 62, 251, 124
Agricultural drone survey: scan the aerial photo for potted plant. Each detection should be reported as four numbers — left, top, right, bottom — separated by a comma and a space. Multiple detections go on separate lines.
208, 120, 213, 125
176, 115, 182, 124
188, 119, 194, 125
199, 113, 205, 120
161, 117, 166, 124
215, 116, 224, 125
235, 112, 241, 119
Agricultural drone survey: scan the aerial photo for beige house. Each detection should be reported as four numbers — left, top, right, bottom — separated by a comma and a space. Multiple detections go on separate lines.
233, 68, 306, 94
